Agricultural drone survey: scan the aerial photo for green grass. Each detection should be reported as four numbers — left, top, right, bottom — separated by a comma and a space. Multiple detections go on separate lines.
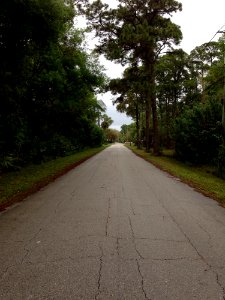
127, 145, 225, 206
0, 145, 108, 209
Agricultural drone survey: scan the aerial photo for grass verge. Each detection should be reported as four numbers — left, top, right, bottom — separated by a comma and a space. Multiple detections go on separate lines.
0, 145, 108, 211
127, 145, 225, 206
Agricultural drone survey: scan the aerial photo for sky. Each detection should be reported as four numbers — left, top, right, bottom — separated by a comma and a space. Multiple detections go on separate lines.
172, 0, 225, 53
78, 0, 225, 131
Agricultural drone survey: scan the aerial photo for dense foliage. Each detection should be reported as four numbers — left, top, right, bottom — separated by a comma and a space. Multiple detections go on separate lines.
174, 100, 222, 164
90, 0, 225, 174
119, 124, 136, 143
80, 0, 182, 154
0, 0, 106, 171
1, 0, 225, 176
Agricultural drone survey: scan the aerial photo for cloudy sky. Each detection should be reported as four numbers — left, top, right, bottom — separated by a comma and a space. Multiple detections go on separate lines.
80, 0, 225, 130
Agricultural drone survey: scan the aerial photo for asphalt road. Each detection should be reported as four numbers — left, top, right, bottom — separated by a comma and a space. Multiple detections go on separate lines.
0, 144, 225, 300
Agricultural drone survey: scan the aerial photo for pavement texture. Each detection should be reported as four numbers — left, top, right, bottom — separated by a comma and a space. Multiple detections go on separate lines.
0, 143, 225, 300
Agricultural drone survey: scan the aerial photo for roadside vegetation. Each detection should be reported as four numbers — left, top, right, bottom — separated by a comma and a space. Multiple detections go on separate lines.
0, 0, 109, 173
1, 0, 225, 210
80, 0, 225, 179
0, 146, 108, 210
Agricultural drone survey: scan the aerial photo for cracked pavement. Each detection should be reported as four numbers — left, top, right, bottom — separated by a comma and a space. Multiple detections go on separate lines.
0, 143, 225, 299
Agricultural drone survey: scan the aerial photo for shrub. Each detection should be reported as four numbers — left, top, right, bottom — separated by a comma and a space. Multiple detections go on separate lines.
0, 155, 18, 172
218, 144, 225, 178
89, 125, 104, 147
174, 99, 222, 164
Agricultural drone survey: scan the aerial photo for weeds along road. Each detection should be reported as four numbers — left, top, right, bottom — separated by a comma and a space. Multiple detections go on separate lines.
0, 143, 225, 300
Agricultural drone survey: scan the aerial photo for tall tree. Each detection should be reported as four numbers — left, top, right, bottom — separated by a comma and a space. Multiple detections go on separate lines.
156, 49, 189, 146
0, 0, 74, 160
110, 66, 146, 148
101, 114, 113, 130
189, 42, 221, 103
0, 0, 106, 170
79, 0, 182, 153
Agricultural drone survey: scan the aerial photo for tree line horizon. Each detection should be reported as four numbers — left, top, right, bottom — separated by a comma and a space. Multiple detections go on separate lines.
1, 0, 225, 176
79, 0, 225, 175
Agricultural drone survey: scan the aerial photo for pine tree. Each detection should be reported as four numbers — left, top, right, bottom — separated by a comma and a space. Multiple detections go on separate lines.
80, 0, 182, 153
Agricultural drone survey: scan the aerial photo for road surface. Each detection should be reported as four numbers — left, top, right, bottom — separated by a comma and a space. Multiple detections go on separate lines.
0, 144, 225, 299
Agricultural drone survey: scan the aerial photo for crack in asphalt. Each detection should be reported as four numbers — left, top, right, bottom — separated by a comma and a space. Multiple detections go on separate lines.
130, 199, 136, 216
128, 217, 193, 261
150, 257, 200, 262
138, 171, 225, 299
0, 240, 24, 245
95, 244, 103, 300
116, 238, 119, 257
208, 216, 225, 229
158, 200, 225, 299
135, 237, 187, 243
136, 259, 151, 300
20, 255, 102, 267
103, 257, 201, 263
21, 247, 30, 264
180, 228, 225, 298
177, 205, 214, 252
105, 198, 111, 237
196, 221, 213, 250
23, 256, 74, 266
0, 264, 17, 282
2, 145, 225, 299
27, 228, 42, 243
107, 236, 187, 243
128, 217, 144, 260
54, 196, 69, 215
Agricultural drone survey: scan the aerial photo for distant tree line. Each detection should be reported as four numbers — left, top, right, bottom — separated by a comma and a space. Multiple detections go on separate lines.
99, 114, 120, 143
79, 0, 225, 175
0, 0, 107, 171
2, 0, 225, 176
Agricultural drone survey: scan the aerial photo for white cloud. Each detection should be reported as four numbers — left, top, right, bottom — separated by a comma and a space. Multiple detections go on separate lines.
97, 92, 132, 130
172, 0, 225, 53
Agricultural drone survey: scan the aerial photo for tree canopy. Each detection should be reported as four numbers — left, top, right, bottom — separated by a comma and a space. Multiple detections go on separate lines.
79, 0, 182, 153
77, 0, 225, 174
1, 0, 225, 176
0, 0, 106, 171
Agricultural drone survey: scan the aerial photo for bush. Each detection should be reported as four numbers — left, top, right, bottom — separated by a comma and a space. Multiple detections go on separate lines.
0, 155, 18, 172
89, 125, 104, 147
174, 99, 222, 164
218, 144, 225, 178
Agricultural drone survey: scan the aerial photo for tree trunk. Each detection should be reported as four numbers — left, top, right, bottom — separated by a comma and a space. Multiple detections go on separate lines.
151, 95, 160, 155
165, 97, 170, 148
135, 104, 141, 149
145, 100, 151, 152
146, 49, 160, 155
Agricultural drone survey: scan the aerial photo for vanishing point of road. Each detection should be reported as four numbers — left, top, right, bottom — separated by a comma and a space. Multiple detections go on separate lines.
0, 144, 225, 299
